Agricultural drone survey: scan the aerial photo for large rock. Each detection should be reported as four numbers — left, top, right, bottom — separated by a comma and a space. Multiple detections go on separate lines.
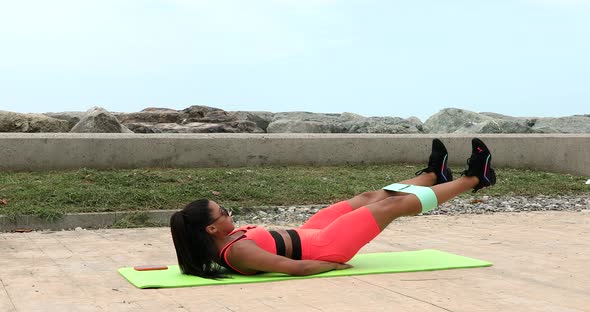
0, 110, 70, 132
181, 105, 237, 123
272, 111, 341, 122
266, 111, 341, 133
530, 116, 590, 133
338, 113, 422, 134
117, 107, 182, 124
125, 120, 264, 134
479, 112, 521, 120
229, 111, 274, 132
119, 106, 265, 133
454, 119, 538, 134
424, 108, 545, 134
123, 122, 163, 133
405, 116, 424, 132
464, 111, 590, 133
424, 108, 492, 133
141, 107, 178, 112
267, 119, 341, 133
226, 120, 265, 133
266, 111, 423, 134
146, 122, 226, 133
43, 111, 86, 130
70, 107, 133, 133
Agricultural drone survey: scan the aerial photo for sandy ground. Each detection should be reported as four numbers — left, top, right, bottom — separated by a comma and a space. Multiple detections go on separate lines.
1, 210, 589, 312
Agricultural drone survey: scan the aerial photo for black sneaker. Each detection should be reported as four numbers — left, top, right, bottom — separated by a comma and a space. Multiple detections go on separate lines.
415, 139, 453, 185
462, 138, 497, 192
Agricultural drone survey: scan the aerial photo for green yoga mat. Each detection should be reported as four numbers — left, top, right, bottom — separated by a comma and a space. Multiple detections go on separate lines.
118, 249, 492, 289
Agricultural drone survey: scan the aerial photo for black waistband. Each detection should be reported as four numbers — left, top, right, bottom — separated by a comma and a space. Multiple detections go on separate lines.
268, 229, 302, 260
268, 230, 286, 257
286, 229, 302, 260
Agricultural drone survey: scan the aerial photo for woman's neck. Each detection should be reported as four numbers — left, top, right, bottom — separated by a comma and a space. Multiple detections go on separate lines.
213, 231, 241, 255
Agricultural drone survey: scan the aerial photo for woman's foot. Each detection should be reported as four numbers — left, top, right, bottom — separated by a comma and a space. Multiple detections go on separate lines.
415, 139, 453, 185
462, 138, 496, 192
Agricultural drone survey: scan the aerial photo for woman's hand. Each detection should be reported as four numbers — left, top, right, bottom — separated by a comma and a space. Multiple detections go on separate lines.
333, 263, 353, 270
297, 260, 353, 276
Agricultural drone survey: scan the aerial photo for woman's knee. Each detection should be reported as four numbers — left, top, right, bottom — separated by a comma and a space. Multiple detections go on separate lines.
347, 190, 381, 209
376, 196, 421, 216
395, 195, 422, 215
358, 190, 379, 200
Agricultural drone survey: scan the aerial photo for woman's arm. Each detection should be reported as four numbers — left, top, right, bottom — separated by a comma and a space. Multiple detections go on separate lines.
228, 240, 352, 276
293, 259, 352, 276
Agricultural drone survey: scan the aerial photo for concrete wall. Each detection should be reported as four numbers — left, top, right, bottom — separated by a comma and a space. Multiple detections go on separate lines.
0, 133, 588, 176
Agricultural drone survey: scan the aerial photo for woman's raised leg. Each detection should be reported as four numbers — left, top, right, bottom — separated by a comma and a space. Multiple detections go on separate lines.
366, 176, 479, 230
345, 172, 437, 209
303, 138, 497, 263
346, 138, 453, 209
302, 172, 439, 229
365, 138, 496, 230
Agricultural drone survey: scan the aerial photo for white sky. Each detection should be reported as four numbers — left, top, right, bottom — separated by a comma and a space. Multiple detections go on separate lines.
1, 0, 589, 120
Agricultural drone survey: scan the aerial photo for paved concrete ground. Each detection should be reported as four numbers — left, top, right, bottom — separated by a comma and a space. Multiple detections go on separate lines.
1, 210, 589, 312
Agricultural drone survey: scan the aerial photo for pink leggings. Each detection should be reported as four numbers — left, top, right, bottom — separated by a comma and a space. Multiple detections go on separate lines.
296, 201, 381, 263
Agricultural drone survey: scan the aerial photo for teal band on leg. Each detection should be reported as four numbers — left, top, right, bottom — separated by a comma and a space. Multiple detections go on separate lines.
382, 183, 438, 213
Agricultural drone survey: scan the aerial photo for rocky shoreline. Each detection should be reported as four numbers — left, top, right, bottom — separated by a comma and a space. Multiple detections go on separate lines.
1, 105, 589, 134
234, 195, 590, 226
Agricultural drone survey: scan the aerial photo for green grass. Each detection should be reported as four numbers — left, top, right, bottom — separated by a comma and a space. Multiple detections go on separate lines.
0, 165, 587, 219
111, 212, 162, 228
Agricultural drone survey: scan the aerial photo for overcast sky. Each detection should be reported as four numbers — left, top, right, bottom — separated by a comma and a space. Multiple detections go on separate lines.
1, 0, 589, 121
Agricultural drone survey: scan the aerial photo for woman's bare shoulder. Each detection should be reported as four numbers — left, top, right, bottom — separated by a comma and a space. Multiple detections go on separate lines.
225, 239, 260, 274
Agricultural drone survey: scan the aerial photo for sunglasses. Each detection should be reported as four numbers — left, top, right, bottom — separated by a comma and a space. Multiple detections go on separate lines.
207, 205, 232, 225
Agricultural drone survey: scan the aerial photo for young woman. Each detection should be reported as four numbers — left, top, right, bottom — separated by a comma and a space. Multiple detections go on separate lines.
170, 138, 496, 278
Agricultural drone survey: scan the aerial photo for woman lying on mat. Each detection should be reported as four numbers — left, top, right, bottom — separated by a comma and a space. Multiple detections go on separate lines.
170, 138, 496, 278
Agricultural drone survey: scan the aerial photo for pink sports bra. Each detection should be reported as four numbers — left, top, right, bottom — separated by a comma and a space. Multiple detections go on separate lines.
218, 225, 302, 275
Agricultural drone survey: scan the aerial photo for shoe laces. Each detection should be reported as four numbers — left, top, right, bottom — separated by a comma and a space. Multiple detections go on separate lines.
461, 157, 472, 176
414, 168, 429, 176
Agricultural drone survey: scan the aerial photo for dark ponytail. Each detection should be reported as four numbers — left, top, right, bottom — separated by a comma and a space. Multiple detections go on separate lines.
170, 199, 226, 278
